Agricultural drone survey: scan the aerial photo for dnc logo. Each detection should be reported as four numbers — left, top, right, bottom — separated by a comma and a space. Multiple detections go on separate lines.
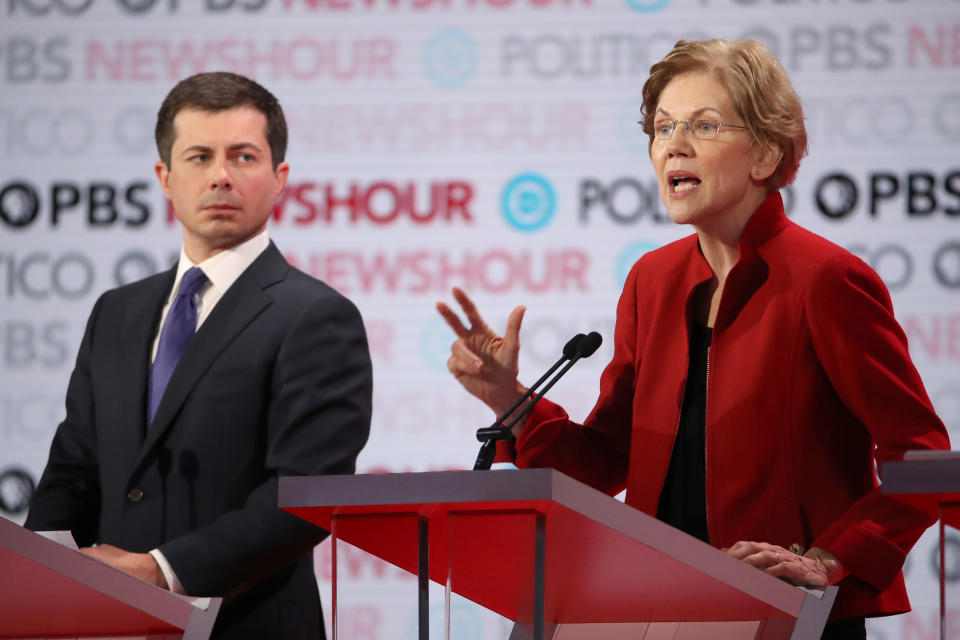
423, 29, 479, 88
624, 0, 670, 11
420, 316, 457, 372
501, 173, 556, 233
617, 240, 660, 287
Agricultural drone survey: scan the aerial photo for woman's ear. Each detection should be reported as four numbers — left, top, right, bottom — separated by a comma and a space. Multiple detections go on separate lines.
751, 140, 783, 182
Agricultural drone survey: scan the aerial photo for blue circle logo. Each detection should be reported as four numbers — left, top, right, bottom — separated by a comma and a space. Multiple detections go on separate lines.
624, 0, 670, 11
618, 97, 648, 155
420, 316, 457, 372
501, 173, 556, 232
423, 29, 479, 88
617, 241, 660, 287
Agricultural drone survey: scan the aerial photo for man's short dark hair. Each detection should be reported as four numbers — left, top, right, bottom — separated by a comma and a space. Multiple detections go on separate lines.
155, 72, 288, 170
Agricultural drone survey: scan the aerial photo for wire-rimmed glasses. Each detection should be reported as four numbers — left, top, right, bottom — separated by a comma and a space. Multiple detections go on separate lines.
640, 118, 750, 140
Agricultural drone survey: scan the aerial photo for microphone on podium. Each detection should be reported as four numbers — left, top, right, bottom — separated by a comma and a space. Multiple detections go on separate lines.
473, 331, 603, 471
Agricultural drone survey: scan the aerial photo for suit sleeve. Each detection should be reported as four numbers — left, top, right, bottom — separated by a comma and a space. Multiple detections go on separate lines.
158, 292, 373, 596
503, 262, 641, 496
24, 296, 103, 547
805, 254, 949, 591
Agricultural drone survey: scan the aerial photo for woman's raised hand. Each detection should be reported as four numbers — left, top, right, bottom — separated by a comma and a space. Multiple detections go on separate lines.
436, 287, 528, 416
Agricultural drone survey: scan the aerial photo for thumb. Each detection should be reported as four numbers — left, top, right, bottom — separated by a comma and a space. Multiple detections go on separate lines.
504, 305, 526, 351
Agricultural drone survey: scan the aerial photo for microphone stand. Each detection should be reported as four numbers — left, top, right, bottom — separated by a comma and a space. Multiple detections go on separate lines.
472, 334, 584, 471
473, 332, 602, 470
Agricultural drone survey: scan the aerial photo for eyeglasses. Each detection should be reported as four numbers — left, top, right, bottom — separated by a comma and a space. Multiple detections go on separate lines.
640, 118, 750, 140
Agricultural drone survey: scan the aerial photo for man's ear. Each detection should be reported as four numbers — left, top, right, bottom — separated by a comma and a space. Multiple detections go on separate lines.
751, 140, 783, 183
155, 161, 172, 200
273, 161, 290, 200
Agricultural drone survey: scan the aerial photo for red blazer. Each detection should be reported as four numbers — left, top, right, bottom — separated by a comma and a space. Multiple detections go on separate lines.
504, 193, 949, 621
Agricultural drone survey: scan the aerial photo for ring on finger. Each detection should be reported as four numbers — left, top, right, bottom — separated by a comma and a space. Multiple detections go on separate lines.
776, 552, 782, 563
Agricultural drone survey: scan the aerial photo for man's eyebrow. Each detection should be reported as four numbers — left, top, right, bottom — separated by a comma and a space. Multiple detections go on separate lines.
179, 142, 264, 155
180, 144, 213, 156
227, 142, 264, 153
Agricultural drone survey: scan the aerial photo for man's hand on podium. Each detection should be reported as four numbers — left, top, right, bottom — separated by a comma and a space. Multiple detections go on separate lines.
723, 541, 848, 588
81, 543, 170, 589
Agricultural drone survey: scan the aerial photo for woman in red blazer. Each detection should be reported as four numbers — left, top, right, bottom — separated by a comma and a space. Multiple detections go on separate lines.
438, 39, 949, 638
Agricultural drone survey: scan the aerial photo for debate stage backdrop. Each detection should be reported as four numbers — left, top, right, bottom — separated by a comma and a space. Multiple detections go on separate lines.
1, 1, 958, 638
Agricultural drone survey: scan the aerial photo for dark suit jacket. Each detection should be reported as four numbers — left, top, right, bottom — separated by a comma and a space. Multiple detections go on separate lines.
26, 242, 373, 639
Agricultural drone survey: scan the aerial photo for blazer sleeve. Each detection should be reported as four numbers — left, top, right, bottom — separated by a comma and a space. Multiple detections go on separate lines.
158, 291, 373, 597
24, 296, 104, 547
805, 254, 949, 591
505, 262, 641, 496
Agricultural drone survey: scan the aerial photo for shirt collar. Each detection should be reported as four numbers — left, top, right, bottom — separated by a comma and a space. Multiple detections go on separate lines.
167, 228, 271, 303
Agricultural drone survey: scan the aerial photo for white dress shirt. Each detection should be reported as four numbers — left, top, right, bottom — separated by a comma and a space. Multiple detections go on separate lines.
148, 228, 271, 594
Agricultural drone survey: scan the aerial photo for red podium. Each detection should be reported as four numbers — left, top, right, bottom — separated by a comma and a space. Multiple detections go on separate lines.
882, 449, 960, 640
0, 517, 221, 639
281, 469, 837, 640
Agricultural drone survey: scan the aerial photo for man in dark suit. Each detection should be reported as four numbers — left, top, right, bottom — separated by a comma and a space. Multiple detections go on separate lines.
25, 72, 372, 639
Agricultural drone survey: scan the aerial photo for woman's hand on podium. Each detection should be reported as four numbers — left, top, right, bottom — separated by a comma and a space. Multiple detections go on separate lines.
436, 287, 528, 421
724, 540, 848, 588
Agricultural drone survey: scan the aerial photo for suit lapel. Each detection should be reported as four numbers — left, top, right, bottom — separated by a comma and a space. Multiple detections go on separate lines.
119, 269, 174, 445
133, 244, 288, 469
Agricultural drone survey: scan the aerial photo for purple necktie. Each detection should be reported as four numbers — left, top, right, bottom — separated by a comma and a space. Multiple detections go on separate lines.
147, 267, 208, 426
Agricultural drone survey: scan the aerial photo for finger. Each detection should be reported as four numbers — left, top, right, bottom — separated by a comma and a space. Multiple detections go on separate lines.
738, 551, 774, 569
753, 546, 798, 570
765, 562, 827, 588
503, 305, 526, 352
450, 340, 483, 372
724, 541, 763, 560
437, 301, 470, 339
452, 287, 492, 333
80, 547, 111, 564
764, 562, 800, 582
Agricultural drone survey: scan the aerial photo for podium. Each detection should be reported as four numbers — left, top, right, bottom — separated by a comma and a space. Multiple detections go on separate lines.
882, 450, 960, 640
280, 469, 837, 640
0, 517, 221, 639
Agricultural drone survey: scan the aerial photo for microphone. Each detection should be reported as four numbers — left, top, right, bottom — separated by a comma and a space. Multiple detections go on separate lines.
578, 331, 603, 357
500, 331, 601, 430
473, 331, 603, 471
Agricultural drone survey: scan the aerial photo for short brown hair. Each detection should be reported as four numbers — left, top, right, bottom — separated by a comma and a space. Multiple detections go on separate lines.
640, 39, 807, 191
155, 72, 288, 170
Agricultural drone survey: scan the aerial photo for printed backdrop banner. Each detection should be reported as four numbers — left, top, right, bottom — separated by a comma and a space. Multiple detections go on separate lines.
1, 1, 958, 638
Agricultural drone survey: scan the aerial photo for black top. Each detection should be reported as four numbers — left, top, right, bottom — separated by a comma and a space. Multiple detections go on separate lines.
656, 324, 711, 543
